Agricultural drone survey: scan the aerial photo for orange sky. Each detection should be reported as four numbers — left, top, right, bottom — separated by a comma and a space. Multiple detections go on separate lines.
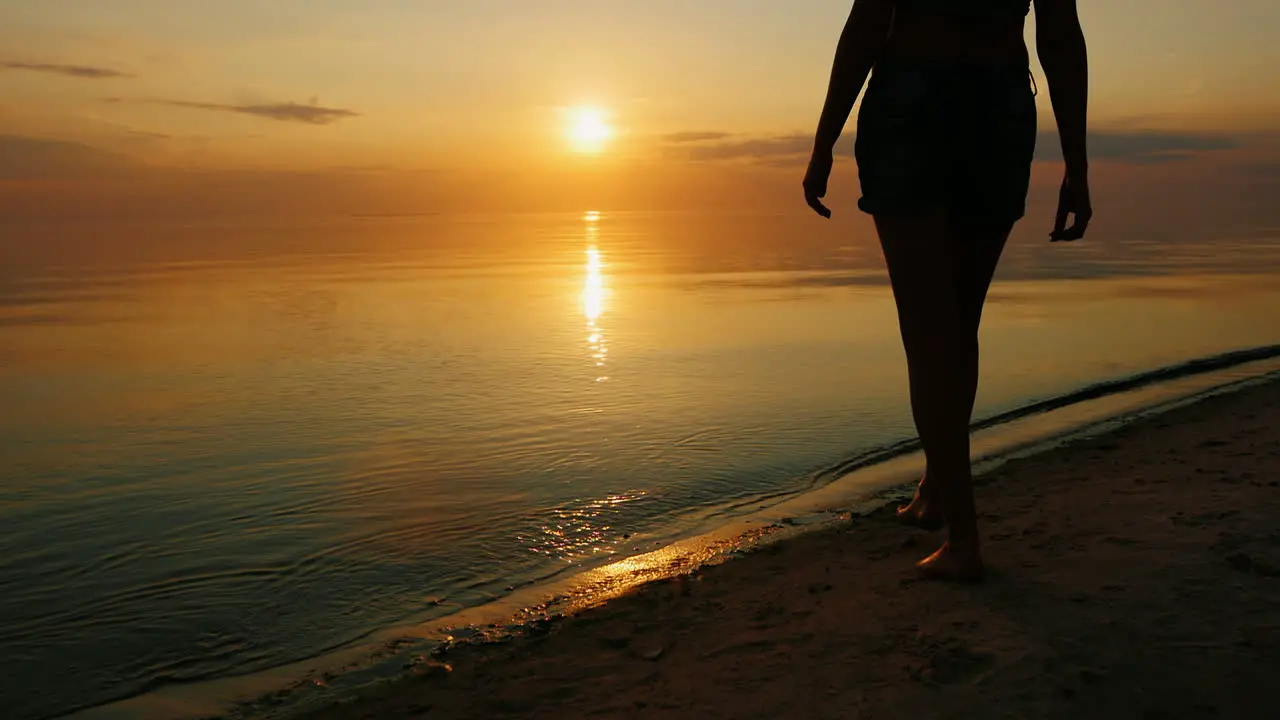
1, 1, 1277, 220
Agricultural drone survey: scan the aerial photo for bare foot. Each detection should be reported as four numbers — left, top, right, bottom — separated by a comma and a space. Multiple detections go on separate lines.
896, 485, 945, 532
917, 542, 985, 583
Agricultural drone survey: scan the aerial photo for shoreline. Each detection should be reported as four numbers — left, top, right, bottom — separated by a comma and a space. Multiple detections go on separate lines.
70, 358, 1280, 720
288, 375, 1280, 720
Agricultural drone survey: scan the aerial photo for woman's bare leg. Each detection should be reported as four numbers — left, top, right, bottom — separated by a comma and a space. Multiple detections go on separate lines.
875, 212, 995, 581
898, 218, 1013, 533
954, 217, 1014, 422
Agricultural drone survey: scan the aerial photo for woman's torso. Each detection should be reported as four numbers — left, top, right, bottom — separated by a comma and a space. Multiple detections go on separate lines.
883, 0, 1031, 66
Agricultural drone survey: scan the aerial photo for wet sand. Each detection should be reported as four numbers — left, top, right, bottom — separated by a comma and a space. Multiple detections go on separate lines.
301, 378, 1280, 720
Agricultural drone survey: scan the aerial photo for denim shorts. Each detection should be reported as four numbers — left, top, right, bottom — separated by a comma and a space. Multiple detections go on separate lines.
854, 58, 1037, 223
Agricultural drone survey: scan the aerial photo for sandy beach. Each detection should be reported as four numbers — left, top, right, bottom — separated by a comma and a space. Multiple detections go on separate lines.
299, 378, 1280, 720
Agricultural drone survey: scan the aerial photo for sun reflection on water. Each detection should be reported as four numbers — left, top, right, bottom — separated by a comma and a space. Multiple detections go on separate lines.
520, 490, 649, 561
581, 211, 610, 382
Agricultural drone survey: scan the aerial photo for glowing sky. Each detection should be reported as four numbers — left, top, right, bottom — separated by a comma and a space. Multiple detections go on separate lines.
1, 0, 1277, 218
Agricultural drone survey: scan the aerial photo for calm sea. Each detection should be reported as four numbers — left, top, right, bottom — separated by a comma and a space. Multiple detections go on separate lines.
2, 211, 1278, 719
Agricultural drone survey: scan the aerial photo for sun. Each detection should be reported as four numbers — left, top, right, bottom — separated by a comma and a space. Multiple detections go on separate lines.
566, 106, 612, 153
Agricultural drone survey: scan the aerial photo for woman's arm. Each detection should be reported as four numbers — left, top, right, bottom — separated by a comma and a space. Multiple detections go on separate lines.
813, 0, 895, 154
804, 0, 895, 217
1034, 0, 1092, 240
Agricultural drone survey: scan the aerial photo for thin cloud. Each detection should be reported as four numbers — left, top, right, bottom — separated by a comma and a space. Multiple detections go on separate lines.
662, 131, 734, 144
668, 133, 819, 162
664, 128, 1243, 165
0, 135, 135, 180
2, 61, 132, 79
664, 132, 854, 163
1037, 130, 1242, 164
158, 99, 360, 125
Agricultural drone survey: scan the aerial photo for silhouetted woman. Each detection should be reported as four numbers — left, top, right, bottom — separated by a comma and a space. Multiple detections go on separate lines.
804, 0, 1091, 581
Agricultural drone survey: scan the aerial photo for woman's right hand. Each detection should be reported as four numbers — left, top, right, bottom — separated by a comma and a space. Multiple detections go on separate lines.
1051, 170, 1092, 242
803, 150, 834, 219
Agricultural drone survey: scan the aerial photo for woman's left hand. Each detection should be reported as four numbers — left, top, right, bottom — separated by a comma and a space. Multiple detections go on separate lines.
1050, 170, 1092, 242
803, 150, 834, 218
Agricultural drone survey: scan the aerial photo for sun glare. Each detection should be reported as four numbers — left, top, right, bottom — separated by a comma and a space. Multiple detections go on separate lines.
567, 106, 612, 153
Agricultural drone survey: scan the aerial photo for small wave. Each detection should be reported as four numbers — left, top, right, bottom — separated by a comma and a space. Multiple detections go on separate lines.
808, 343, 1280, 487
